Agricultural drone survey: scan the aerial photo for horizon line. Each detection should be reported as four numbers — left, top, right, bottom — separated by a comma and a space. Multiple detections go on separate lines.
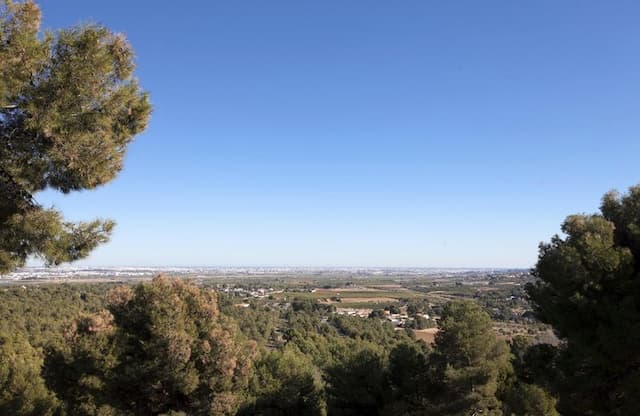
17, 264, 532, 270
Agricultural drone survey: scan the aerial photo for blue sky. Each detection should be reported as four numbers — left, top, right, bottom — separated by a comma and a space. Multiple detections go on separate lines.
33, 1, 640, 268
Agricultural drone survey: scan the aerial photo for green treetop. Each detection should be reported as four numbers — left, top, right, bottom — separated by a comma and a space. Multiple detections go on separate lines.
431, 300, 512, 415
46, 276, 257, 415
0, 0, 151, 273
0, 330, 59, 415
527, 184, 640, 415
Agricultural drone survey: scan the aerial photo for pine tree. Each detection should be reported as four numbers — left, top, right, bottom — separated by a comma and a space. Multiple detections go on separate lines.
527, 184, 640, 415
431, 300, 512, 415
0, 0, 151, 273
47, 277, 257, 415
0, 330, 59, 415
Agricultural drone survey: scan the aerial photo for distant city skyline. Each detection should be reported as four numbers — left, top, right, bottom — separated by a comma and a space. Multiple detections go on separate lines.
33, 0, 640, 268
7, 265, 530, 282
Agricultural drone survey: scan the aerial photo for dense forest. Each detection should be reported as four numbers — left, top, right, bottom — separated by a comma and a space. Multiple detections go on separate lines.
3, 185, 640, 415
1, 276, 553, 415
2, 1, 640, 414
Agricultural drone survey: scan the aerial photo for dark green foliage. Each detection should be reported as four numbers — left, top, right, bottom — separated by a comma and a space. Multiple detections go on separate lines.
219, 297, 280, 347
510, 337, 560, 394
46, 277, 257, 415
284, 308, 344, 367
527, 184, 640, 415
0, 284, 112, 414
331, 314, 413, 348
404, 314, 435, 330
405, 298, 431, 316
1, 278, 565, 415
0, 330, 59, 415
385, 304, 401, 314
474, 287, 532, 323
430, 300, 512, 415
368, 308, 386, 319
0, 283, 109, 348
0, 0, 151, 273
503, 382, 559, 416
109, 278, 255, 414
325, 342, 389, 416
240, 347, 326, 416
43, 310, 119, 415
383, 341, 434, 414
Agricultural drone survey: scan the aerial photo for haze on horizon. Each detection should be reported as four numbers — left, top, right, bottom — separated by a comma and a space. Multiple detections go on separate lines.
32, 0, 640, 269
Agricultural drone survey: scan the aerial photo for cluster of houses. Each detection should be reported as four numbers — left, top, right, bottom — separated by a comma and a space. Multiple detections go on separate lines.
335, 307, 372, 318
217, 285, 282, 299
336, 307, 431, 328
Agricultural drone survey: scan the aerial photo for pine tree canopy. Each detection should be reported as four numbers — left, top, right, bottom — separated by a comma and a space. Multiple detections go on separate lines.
0, 0, 151, 273
527, 184, 640, 414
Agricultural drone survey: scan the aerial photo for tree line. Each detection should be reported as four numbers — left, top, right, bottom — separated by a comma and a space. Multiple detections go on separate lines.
1, 275, 558, 415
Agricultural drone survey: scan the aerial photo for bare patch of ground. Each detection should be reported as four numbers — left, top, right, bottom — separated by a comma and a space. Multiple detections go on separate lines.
414, 328, 439, 344
342, 297, 398, 303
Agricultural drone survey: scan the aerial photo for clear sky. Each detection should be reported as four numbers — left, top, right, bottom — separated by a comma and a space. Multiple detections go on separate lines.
33, 0, 640, 268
